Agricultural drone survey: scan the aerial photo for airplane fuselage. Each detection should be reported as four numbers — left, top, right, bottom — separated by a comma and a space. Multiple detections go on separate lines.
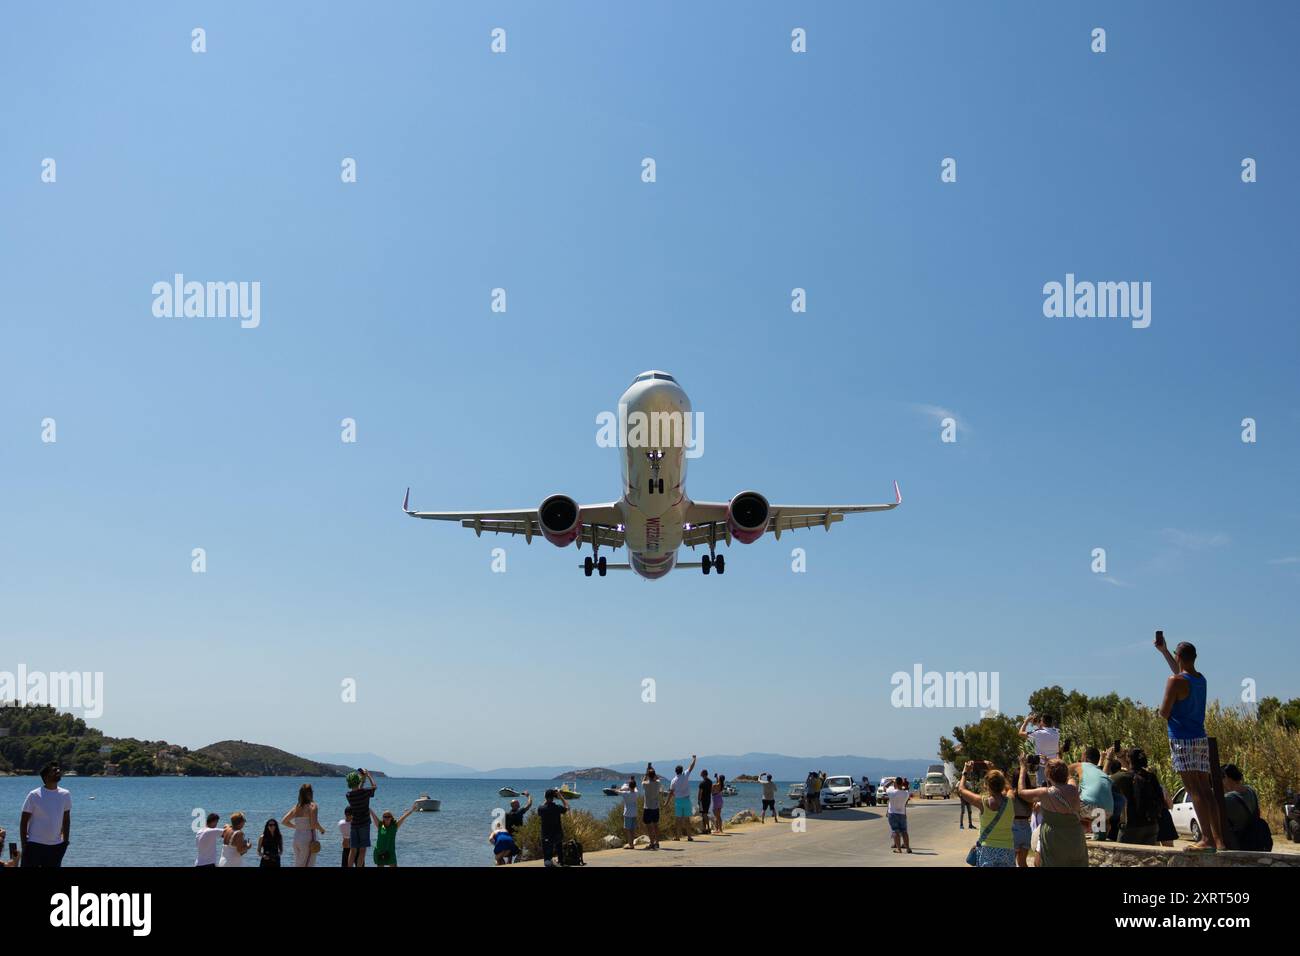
616, 373, 692, 579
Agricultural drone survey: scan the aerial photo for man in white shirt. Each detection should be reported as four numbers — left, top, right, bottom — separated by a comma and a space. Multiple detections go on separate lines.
668, 755, 697, 842
20, 763, 72, 868
1020, 713, 1060, 785
195, 812, 224, 867
885, 776, 912, 854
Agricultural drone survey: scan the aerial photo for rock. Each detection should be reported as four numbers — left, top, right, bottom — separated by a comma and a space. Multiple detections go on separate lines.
633, 835, 652, 846
728, 809, 757, 825
602, 835, 623, 849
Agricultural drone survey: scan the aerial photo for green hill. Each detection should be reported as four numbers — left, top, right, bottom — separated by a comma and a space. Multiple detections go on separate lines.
194, 740, 351, 777
0, 704, 349, 777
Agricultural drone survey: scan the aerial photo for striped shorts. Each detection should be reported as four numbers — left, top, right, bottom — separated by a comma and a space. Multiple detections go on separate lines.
1170, 736, 1210, 773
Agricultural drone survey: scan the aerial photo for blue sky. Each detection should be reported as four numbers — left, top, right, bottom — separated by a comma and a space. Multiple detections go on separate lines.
2, 2, 1297, 769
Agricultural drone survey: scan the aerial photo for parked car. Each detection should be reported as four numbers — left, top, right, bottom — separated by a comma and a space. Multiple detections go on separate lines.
819, 775, 862, 809
1170, 786, 1201, 842
873, 775, 901, 806
921, 772, 952, 799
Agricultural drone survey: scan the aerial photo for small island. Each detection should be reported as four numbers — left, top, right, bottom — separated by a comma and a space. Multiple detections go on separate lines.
553, 767, 625, 781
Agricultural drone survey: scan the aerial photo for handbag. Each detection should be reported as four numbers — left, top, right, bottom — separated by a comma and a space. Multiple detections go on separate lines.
966, 797, 1008, 866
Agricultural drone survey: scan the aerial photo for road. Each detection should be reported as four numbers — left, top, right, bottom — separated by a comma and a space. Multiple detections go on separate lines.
520, 797, 976, 867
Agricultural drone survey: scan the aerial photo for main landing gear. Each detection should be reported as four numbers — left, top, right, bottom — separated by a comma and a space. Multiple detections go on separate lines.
584, 555, 607, 577
701, 553, 725, 575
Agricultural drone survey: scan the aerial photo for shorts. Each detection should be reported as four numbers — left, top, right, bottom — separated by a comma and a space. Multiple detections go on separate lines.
887, 812, 908, 834
674, 797, 692, 818
1170, 736, 1210, 773
350, 821, 371, 848
762, 799, 776, 811
698, 801, 710, 817
623, 815, 637, 831
541, 831, 563, 861
494, 837, 517, 857
643, 807, 660, 824
1012, 819, 1032, 850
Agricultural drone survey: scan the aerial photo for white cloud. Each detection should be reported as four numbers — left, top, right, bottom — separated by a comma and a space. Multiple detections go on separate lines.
1159, 528, 1230, 551
909, 403, 971, 436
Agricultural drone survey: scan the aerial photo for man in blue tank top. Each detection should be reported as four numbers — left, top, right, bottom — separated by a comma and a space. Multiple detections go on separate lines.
1155, 631, 1225, 851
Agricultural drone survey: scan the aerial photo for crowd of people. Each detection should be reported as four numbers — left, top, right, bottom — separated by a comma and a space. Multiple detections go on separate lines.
4, 634, 1276, 868
491, 756, 774, 865
949, 633, 1270, 866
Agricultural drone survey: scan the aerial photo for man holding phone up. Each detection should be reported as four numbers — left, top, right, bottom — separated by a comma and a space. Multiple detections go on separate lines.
1155, 630, 1225, 851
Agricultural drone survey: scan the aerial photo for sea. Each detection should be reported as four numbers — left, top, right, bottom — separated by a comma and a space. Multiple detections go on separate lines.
0, 775, 794, 867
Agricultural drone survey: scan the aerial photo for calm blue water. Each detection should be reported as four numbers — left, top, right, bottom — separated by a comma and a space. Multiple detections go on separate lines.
0, 776, 790, 867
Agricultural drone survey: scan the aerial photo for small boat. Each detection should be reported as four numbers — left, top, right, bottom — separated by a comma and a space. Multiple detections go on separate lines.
557, 784, 581, 799
788, 783, 805, 801
498, 787, 520, 798
722, 785, 739, 797
413, 794, 440, 812
602, 786, 621, 796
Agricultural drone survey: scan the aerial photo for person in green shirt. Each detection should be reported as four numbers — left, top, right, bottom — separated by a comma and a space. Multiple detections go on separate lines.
370, 803, 416, 867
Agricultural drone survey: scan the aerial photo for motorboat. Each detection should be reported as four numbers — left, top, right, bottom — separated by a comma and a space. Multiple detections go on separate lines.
602, 786, 621, 796
722, 784, 738, 797
413, 794, 440, 812
498, 787, 520, 798
556, 783, 581, 799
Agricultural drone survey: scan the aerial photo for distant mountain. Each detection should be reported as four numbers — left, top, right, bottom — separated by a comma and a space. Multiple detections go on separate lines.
605, 753, 935, 781
309, 750, 937, 781
306, 752, 479, 778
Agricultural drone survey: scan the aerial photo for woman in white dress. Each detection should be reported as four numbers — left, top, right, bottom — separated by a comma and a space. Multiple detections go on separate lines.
282, 784, 325, 867
219, 812, 252, 867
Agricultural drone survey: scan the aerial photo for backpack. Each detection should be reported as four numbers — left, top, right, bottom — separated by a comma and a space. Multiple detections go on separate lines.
1129, 771, 1163, 827
560, 839, 585, 867
1232, 790, 1273, 852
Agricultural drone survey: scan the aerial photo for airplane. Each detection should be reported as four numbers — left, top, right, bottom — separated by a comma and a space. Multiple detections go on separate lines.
402, 370, 901, 579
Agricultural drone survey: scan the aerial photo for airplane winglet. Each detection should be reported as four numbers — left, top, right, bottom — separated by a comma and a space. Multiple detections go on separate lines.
402, 487, 411, 514
893, 480, 902, 505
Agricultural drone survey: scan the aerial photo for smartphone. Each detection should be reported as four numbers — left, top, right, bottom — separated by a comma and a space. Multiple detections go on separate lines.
1155, 630, 1165, 646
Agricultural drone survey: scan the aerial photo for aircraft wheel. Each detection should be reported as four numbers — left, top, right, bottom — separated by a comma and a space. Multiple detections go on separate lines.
657, 478, 665, 494
597, 556, 607, 577
702, 555, 712, 575
714, 554, 725, 574
583, 556, 594, 577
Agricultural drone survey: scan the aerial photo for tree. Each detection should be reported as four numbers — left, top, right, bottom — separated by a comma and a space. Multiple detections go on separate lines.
938, 713, 1022, 773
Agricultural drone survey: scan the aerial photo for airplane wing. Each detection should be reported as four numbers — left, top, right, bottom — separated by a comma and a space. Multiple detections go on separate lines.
682, 481, 901, 547
402, 489, 625, 550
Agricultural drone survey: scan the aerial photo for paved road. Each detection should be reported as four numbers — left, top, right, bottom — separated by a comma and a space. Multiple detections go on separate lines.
519, 798, 976, 867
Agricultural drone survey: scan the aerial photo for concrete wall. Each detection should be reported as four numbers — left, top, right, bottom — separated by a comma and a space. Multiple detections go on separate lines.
1088, 842, 1300, 867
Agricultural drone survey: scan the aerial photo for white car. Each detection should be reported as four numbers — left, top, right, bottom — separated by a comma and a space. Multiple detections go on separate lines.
819, 775, 862, 809
1170, 787, 1201, 842
921, 772, 952, 799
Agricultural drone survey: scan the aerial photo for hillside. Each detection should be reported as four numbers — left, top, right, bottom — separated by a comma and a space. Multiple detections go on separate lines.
0, 704, 350, 778
194, 741, 353, 777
